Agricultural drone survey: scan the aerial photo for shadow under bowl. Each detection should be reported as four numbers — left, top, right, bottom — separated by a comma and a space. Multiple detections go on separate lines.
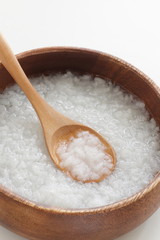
0, 47, 160, 240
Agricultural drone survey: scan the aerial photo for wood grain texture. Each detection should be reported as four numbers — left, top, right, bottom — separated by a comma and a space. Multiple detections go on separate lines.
0, 47, 160, 240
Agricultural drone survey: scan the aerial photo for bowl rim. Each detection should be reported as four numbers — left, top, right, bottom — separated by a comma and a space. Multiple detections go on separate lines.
0, 46, 160, 215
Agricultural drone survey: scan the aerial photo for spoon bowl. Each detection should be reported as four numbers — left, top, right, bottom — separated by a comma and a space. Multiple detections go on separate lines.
51, 124, 116, 183
0, 34, 116, 183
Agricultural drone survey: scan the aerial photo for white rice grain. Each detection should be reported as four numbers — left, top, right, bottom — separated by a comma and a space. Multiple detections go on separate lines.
57, 131, 113, 181
0, 72, 159, 209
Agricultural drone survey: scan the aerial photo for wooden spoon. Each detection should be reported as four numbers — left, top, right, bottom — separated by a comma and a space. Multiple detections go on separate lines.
0, 34, 116, 183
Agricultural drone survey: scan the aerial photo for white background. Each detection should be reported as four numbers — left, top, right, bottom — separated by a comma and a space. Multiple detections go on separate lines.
0, 0, 159, 239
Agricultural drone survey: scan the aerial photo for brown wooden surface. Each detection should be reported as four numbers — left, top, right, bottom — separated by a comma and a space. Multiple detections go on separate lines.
0, 47, 160, 240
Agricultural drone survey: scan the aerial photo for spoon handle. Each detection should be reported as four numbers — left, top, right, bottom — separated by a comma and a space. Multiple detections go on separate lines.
0, 34, 59, 125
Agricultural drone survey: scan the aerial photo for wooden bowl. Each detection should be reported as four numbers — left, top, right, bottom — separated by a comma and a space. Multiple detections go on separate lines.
0, 47, 160, 240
